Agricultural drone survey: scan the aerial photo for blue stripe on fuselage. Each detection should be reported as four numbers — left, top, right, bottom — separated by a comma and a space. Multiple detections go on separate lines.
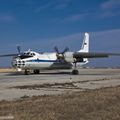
26, 59, 60, 63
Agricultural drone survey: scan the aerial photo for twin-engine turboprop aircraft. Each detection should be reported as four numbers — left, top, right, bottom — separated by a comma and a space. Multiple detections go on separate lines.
0, 33, 120, 75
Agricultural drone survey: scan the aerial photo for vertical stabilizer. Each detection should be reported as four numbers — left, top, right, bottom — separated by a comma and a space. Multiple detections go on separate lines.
78, 32, 89, 64
79, 32, 89, 53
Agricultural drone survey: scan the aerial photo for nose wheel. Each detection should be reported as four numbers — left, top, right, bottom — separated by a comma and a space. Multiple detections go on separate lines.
24, 69, 30, 75
72, 62, 79, 75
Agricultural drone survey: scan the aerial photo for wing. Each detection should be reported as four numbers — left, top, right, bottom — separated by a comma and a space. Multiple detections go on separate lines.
0, 45, 22, 57
73, 52, 120, 58
0, 54, 18, 57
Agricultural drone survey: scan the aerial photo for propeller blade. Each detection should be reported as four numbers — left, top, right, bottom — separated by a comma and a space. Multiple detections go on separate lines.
54, 46, 59, 54
17, 45, 21, 54
54, 46, 69, 61
0, 45, 22, 57
62, 47, 69, 54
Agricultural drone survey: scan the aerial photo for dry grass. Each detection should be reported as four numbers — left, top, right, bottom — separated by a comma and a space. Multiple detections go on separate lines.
0, 86, 120, 120
0, 68, 16, 73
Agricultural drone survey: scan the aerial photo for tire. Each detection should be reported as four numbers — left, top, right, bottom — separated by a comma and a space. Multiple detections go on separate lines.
72, 69, 79, 75
24, 70, 30, 75
33, 69, 40, 74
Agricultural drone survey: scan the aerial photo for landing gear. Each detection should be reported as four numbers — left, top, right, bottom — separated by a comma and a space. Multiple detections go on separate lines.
33, 69, 40, 74
72, 62, 79, 75
24, 69, 40, 75
72, 69, 79, 75
24, 69, 30, 75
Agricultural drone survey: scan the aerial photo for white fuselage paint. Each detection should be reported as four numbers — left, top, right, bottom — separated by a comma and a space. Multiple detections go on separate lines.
12, 51, 87, 70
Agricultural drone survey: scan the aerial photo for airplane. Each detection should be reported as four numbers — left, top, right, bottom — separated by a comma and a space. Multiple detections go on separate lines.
0, 32, 120, 75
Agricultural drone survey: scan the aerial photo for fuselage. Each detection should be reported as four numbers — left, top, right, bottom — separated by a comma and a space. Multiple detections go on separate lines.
12, 51, 73, 70
12, 50, 88, 71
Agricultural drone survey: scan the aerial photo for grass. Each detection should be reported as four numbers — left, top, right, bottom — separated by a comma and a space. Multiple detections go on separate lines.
0, 86, 120, 120
0, 68, 15, 73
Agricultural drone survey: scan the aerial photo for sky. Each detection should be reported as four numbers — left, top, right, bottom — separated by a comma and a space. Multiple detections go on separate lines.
0, 0, 120, 67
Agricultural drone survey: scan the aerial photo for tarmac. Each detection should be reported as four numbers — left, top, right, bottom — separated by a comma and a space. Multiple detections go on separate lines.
0, 68, 120, 101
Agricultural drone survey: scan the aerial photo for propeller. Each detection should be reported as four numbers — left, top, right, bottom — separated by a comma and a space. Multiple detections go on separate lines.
61, 47, 69, 54
54, 46, 69, 60
54, 46, 59, 54
17, 45, 21, 55
0, 45, 32, 58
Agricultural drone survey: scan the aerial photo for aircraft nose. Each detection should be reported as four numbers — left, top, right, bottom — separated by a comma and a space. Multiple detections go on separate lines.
12, 59, 17, 67
12, 59, 25, 67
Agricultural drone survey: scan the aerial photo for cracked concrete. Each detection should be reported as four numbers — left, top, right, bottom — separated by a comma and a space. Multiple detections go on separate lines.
0, 68, 120, 101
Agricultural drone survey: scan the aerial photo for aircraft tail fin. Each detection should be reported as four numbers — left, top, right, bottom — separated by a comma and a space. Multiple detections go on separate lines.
79, 32, 89, 53
78, 32, 89, 64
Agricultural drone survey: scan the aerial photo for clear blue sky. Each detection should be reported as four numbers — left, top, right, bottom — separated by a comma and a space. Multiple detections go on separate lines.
0, 0, 120, 67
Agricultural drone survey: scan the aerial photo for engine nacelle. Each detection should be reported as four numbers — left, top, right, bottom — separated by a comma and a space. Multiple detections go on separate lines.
64, 52, 84, 63
75, 57, 84, 62
64, 52, 74, 62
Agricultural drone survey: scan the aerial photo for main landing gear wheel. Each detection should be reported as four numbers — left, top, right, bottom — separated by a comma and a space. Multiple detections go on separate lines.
72, 62, 79, 75
72, 69, 79, 75
33, 69, 40, 74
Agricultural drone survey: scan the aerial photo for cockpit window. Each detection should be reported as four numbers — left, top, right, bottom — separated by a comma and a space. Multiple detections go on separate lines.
23, 52, 35, 56
19, 55, 32, 59
27, 53, 30, 55
19, 52, 35, 59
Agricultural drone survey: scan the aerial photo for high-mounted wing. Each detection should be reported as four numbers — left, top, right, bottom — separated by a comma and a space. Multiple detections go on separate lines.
0, 54, 18, 57
0, 45, 22, 57
73, 52, 120, 58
